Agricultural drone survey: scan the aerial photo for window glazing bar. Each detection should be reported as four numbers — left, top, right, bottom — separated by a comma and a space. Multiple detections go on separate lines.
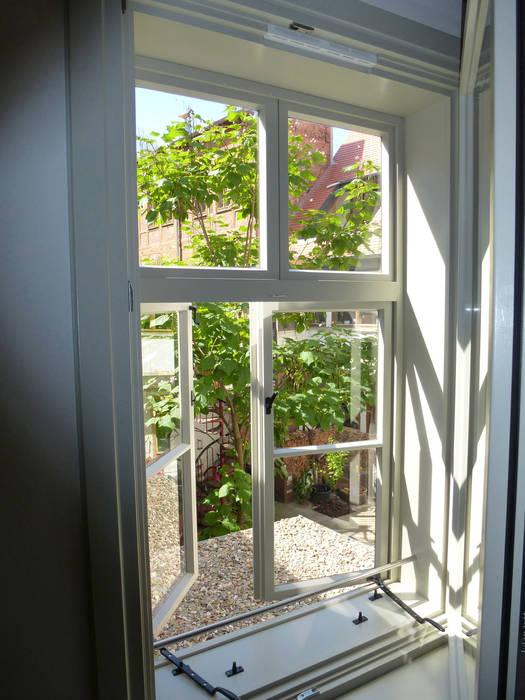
154, 554, 415, 649
274, 439, 381, 459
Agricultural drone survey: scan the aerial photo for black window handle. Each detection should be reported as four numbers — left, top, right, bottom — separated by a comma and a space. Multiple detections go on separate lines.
265, 391, 278, 415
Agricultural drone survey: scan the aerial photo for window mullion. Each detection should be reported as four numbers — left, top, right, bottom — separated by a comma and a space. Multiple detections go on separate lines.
250, 302, 276, 601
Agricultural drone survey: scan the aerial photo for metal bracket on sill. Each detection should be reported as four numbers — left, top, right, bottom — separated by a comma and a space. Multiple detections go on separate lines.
368, 575, 445, 632
160, 648, 240, 700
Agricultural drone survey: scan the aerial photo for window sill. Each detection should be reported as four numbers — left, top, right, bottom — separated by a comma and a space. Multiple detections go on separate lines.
154, 586, 446, 699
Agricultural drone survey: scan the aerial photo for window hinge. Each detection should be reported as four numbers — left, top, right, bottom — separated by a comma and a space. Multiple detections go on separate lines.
128, 281, 134, 312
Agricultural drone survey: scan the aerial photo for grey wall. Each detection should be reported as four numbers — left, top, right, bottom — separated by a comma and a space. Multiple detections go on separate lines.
1, 2, 96, 697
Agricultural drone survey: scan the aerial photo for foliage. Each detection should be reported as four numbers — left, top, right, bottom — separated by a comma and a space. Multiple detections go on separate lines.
292, 467, 314, 502
319, 442, 348, 490
272, 320, 378, 447
137, 108, 261, 267
290, 161, 380, 271
199, 464, 253, 538
136, 108, 379, 271
137, 107, 381, 535
192, 303, 251, 470
143, 375, 180, 439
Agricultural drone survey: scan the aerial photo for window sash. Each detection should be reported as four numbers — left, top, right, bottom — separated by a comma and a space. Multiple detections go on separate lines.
251, 301, 393, 601
142, 308, 199, 634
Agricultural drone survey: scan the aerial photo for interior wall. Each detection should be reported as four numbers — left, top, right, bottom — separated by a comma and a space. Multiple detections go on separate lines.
0, 2, 95, 698
401, 96, 452, 604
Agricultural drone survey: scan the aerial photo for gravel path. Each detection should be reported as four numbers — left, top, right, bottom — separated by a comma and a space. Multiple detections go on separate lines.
151, 507, 374, 651
147, 473, 183, 610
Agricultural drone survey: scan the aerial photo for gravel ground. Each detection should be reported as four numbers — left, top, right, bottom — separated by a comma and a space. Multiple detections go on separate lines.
147, 473, 184, 609
149, 483, 375, 651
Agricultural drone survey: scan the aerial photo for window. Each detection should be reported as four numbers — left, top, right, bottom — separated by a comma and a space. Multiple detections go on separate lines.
67, 2, 508, 698
287, 116, 384, 274
251, 303, 390, 600
136, 73, 402, 673
136, 92, 265, 271
141, 305, 198, 634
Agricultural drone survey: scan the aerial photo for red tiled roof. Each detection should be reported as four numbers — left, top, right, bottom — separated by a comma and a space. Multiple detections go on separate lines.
297, 131, 381, 215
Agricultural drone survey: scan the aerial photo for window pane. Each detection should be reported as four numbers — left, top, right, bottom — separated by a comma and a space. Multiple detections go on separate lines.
136, 88, 260, 269
273, 310, 379, 448
147, 458, 185, 612
274, 448, 377, 586
288, 117, 382, 272
141, 313, 181, 464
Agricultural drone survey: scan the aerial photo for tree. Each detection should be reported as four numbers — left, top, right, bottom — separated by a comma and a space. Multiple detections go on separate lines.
272, 319, 377, 448
136, 108, 379, 270
137, 108, 380, 536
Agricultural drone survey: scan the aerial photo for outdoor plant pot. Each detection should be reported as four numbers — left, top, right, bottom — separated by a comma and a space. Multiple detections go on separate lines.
275, 472, 295, 503
310, 483, 331, 503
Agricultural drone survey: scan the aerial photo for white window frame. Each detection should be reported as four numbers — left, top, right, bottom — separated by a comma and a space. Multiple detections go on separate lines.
141, 304, 198, 634
278, 100, 393, 282
136, 61, 404, 614
68, 2, 520, 698
135, 71, 280, 280
250, 300, 393, 600
135, 58, 402, 306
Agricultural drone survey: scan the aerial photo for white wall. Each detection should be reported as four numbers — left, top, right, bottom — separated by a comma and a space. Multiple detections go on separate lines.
401, 97, 452, 604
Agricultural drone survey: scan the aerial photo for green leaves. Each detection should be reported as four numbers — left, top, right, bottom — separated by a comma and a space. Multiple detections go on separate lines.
199, 464, 253, 540
290, 160, 381, 271
137, 107, 260, 268
299, 350, 315, 365
272, 321, 378, 446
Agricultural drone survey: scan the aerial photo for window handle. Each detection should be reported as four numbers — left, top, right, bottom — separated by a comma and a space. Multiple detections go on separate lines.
265, 391, 278, 415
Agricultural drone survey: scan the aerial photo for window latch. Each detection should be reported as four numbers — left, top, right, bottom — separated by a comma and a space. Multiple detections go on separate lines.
160, 648, 240, 700
189, 305, 199, 325
367, 575, 445, 632
265, 391, 278, 415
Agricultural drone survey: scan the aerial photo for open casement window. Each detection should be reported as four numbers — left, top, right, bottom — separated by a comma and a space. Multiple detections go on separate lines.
250, 301, 392, 600
141, 303, 198, 634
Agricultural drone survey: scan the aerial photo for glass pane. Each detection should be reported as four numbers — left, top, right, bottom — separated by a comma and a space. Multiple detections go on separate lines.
274, 448, 377, 587
273, 310, 379, 448
147, 458, 185, 612
141, 312, 181, 465
288, 117, 382, 272
136, 88, 260, 269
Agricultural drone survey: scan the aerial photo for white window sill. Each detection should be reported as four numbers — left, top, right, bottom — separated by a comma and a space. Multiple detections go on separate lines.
154, 586, 446, 699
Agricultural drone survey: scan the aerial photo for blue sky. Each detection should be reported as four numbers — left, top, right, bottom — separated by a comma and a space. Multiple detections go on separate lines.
135, 88, 229, 141
135, 87, 348, 153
